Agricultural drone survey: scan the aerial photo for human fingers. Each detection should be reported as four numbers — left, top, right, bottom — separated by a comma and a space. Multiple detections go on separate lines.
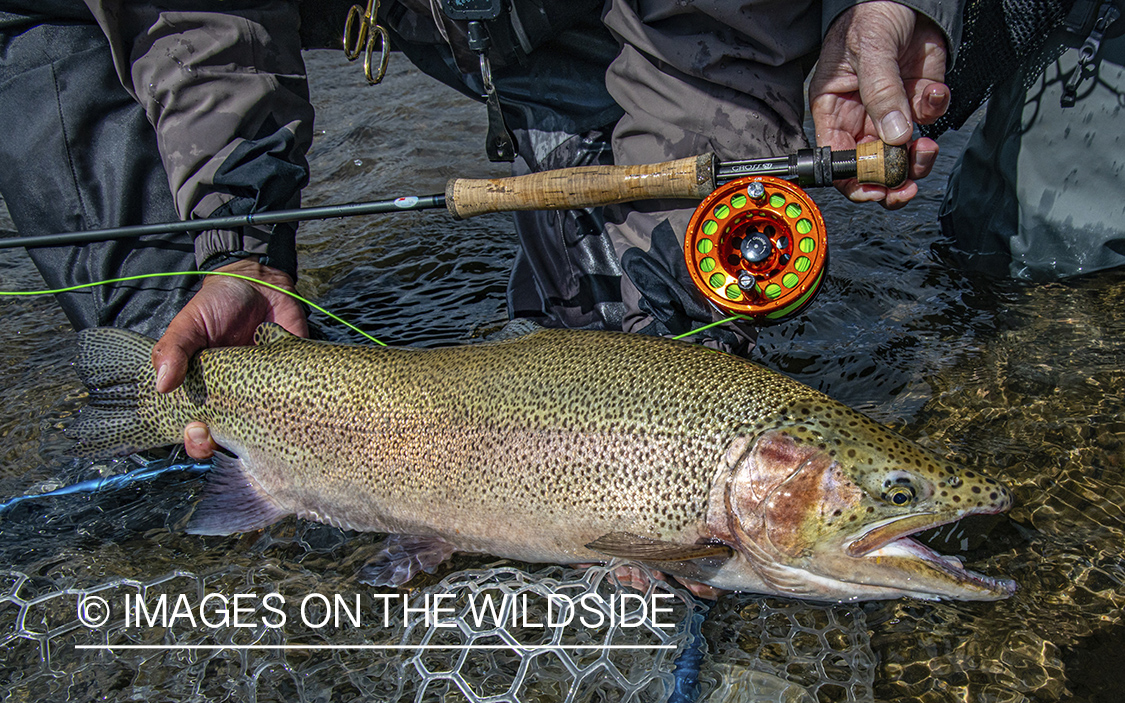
214, 259, 309, 338
909, 81, 950, 126
152, 305, 209, 394
605, 564, 727, 600
184, 421, 218, 460
909, 137, 939, 181
151, 260, 307, 394
857, 10, 947, 138
880, 179, 920, 210
854, 139, 937, 208
674, 577, 726, 600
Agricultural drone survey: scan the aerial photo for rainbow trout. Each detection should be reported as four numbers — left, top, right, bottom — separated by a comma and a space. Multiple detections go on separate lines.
70, 321, 1016, 601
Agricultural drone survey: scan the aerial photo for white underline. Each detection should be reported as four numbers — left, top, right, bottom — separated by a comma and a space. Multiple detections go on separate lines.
75, 644, 676, 651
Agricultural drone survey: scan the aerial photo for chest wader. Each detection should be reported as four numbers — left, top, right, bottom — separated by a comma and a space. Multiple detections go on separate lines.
927, 0, 1125, 279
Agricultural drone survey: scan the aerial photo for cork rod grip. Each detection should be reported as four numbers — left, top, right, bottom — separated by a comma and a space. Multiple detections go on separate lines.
445, 154, 716, 219
855, 141, 909, 188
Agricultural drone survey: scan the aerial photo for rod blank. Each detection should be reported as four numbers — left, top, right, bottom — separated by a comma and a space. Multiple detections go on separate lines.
0, 195, 447, 250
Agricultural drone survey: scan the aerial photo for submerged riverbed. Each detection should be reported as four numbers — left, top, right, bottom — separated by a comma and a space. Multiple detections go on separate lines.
0, 50, 1122, 702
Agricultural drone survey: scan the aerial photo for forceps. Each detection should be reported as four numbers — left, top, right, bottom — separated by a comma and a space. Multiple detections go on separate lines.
343, 0, 390, 85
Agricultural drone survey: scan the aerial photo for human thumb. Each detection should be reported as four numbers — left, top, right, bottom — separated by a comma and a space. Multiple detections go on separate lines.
151, 309, 207, 394
857, 51, 915, 145
845, 1, 922, 145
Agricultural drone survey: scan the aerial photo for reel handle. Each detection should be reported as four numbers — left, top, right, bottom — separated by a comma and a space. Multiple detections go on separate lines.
445, 154, 716, 219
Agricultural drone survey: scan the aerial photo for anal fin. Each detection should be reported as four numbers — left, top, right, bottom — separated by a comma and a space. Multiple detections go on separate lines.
186, 452, 289, 535
357, 534, 457, 587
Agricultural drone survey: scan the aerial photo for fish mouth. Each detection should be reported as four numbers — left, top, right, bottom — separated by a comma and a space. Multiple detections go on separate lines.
842, 511, 1017, 600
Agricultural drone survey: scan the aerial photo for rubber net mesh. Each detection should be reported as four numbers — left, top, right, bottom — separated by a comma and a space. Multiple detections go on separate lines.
0, 562, 878, 702
0, 531, 876, 701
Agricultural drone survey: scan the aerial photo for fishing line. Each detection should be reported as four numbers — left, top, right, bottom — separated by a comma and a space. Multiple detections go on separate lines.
0, 270, 739, 344
0, 270, 387, 346
671, 315, 752, 341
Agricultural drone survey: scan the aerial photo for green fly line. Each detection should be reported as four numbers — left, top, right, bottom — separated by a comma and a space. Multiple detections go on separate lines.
671, 314, 752, 340
0, 270, 741, 345
0, 270, 387, 346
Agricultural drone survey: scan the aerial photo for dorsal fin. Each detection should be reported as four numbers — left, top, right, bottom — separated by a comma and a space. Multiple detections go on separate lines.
254, 322, 297, 346
487, 318, 544, 342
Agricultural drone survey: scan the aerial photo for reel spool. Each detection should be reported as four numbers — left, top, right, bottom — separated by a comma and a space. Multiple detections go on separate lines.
684, 175, 828, 323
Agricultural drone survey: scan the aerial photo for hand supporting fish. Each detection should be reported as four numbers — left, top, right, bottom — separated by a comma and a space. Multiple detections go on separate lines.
69, 321, 1017, 601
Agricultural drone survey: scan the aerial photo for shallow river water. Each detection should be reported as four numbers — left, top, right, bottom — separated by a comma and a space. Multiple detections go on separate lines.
0, 50, 1123, 703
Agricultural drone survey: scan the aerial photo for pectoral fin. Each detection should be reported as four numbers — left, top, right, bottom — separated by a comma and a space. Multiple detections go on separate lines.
357, 534, 458, 587
585, 533, 733, 562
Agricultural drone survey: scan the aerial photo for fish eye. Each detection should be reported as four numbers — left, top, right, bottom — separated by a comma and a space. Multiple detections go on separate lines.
884, 485, 915, 506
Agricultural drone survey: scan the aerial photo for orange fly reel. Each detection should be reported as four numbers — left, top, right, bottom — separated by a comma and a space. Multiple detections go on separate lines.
684, 175, 828, 323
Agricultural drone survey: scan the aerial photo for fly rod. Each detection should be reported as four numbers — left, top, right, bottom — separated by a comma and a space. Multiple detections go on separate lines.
0, 141, 906, 250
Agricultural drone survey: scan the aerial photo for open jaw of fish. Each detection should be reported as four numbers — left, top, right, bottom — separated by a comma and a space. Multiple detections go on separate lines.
777, 507, 1019, 602
68, 323, 1018, 603
691, 424, 1018, 601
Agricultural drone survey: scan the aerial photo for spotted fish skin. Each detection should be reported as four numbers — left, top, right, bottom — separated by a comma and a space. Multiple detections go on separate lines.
70, 322, 1016, 601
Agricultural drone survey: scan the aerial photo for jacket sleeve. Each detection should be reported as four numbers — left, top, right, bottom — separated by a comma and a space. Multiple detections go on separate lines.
83, 0, 313, 280
822, 0, 966, 62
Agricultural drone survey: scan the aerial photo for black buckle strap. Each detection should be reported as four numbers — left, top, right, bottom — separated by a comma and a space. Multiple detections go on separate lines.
440, 0, 518, 162
465, 21, 518, 162
1062, 0, 1122, 106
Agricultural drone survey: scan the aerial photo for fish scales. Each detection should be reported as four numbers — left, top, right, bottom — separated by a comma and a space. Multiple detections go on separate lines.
70, 322, 1018, 601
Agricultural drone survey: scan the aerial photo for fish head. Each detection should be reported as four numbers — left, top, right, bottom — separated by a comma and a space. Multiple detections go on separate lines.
719, 398, 1016, 601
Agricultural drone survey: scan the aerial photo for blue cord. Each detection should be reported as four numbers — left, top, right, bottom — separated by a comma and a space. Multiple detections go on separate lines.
0, 458, 209, 513
668, 600, 712, 703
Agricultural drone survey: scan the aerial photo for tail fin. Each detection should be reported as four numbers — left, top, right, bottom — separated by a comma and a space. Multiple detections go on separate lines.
68, 327, 182, 457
